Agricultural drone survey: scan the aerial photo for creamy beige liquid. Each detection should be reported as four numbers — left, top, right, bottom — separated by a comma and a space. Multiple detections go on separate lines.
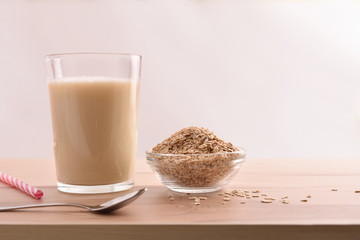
48, 77, 138, 185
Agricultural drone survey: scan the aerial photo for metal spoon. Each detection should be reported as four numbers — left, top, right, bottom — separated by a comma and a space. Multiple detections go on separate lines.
0, 188, 147, 213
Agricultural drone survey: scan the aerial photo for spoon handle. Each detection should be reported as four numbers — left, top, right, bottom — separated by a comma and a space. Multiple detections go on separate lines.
0, 203, 90, 212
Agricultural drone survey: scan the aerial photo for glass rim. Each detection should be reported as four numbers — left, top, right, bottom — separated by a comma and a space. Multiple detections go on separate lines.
145, 147, 246, 157
45, 52, 142, 59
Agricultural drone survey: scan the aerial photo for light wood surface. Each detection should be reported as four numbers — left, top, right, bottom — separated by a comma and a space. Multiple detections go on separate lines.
1, 159, 360, 239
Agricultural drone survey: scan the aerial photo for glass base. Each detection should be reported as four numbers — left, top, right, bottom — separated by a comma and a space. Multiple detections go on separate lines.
57, 179, 134, 194
168, 185, 222, 194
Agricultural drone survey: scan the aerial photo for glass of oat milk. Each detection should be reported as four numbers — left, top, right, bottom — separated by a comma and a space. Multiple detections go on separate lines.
45, 53, 141, 194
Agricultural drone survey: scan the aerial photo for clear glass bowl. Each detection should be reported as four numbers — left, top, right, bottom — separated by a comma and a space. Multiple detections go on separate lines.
146, 148, 246, 193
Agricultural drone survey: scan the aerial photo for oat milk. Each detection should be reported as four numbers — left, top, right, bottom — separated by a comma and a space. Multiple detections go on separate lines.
48, 77, 138, 185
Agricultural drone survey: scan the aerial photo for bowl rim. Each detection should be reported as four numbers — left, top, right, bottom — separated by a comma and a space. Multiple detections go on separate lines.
145, 147, 246, 157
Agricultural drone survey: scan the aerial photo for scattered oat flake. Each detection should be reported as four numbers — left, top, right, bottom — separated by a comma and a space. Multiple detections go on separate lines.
246, 196, 251, 199
261, 193, 267, 196
301, 199, 308, 202
169, 197, 175, 201
222, 202, 226, 205
282, 200, 290, 204
223, 197, 231, 201
355, 190, 360, 193
252, 195, 259, 198
331, 188, 338, 191
261, 200, 272, 203
194, 202, 200, 205
199, 197, 207, 200
240, 201, 246, 204
281, 196, 288, 199
264, 197, 276, 200
306, 195, 311, 198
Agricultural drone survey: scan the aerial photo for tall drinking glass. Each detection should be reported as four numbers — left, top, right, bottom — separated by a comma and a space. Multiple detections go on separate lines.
46, 53, 141, 194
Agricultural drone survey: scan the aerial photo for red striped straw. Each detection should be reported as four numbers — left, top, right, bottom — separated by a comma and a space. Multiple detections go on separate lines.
0, 172, 43, 200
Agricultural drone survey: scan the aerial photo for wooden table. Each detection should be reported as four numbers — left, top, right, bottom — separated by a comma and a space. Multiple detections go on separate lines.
1, 159, 360, 239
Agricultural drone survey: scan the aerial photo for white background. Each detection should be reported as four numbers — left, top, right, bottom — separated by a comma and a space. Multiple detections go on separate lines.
1, 0, 360, 170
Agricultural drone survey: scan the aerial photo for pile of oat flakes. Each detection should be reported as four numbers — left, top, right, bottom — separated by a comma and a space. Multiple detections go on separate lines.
152, 127, 239, 154
151, 127, 242, 187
